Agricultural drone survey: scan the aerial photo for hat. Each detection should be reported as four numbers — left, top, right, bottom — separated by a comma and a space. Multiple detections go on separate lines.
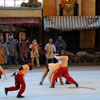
58, 36, 62, 40
32, 39, 37, 44
8, 36, 13, 39
49, 39, 53, 42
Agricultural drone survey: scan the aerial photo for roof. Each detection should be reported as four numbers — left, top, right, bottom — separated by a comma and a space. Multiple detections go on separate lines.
0, 7, 43, 10
44, 16, 100, 31
0, 17, 41, 27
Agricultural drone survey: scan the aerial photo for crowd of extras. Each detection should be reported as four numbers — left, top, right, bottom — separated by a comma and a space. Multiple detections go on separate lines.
0, 35, 67, 68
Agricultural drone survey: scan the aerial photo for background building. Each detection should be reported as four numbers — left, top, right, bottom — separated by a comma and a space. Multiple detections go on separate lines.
0, 0, 43, 44
43, 0, 100, 64
0, 0, 100, 64
43, 0, 100, 50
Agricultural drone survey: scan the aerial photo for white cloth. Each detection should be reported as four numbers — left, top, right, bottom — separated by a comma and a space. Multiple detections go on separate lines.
45, 43, 56, 59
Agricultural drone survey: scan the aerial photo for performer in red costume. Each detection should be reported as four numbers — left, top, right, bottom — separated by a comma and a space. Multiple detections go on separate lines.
5, 63, 32, 98
50, 50, 79, 88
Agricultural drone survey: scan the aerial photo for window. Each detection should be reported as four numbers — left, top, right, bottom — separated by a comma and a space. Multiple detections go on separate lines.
16, 0, 28, 7
0, 0, 42, 7
0, 0, 4, 7
6, 0, 15, 7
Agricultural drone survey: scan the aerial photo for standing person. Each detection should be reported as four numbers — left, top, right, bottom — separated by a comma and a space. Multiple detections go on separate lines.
29, 39, 40, 68
0, 65, 7, 80
0, 39, 9, 66
5, 63, 32, 98
19, 36, 29, 64
50, 50, 79, 88
45, 39, 56, 64
55, 36, 67, 55
6, 36, 18, 66
0, 43, 4, 66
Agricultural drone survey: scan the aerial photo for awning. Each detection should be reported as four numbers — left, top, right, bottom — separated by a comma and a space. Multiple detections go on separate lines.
44, 16, 100, 31
0, 17, 41, 27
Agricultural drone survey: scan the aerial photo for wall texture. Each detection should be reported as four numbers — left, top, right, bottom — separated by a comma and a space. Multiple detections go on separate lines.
0, 8, 42, 18
43, 0, 57, 16
79, 0, 96, 48
81, 0, 96, 16
80, 30, 95, 48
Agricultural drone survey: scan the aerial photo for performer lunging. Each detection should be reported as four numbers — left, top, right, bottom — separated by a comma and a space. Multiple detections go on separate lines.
50, 50, 79, 88
5, 63, 32, 98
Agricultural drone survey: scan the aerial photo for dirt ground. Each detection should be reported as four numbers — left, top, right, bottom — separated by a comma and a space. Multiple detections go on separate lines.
0, 65, 100, 100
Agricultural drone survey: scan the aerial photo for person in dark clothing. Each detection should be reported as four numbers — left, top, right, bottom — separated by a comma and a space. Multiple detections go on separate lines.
55, 36, 67, 55
19, 36, 29, 64
6, 36, 18, 66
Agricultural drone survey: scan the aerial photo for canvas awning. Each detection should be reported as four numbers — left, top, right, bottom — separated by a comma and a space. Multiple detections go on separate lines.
44, 16, 100, 31
0, 17, 41, 27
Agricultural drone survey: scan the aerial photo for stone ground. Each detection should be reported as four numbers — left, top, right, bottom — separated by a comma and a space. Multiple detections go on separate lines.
0, 65, 100, 100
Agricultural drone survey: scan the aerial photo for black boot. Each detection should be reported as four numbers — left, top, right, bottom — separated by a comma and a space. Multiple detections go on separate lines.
5, 88, 8, 95
39, 82, 42, 85
49, 85, 55, 88
17, 94, 25, 98
65, 81, 71, 84
75, 82, 79, 87
0, 75, 1, 79
56, 79, 57, 82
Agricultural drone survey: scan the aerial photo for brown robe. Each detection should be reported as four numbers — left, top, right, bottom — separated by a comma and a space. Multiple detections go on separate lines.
0, 48, 4, 65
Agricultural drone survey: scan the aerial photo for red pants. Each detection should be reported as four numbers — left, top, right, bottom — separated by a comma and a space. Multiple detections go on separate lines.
0, 72, 2, 76
8, 72, 26, 95
52, 67, 76, 85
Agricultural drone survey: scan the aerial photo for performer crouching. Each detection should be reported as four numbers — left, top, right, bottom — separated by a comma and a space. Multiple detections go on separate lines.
50, 50, 79, 88
5, 63, 32, 98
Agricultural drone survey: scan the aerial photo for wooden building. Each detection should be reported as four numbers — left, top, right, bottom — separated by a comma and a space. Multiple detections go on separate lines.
0, 7, 42, 43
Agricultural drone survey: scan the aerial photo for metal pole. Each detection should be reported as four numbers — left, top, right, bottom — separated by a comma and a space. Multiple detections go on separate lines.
4, 0, 6, 7
14, 0, 16, 7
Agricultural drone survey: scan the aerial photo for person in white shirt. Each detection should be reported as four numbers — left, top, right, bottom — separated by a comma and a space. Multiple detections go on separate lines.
45, 39, 56, 64
50, 50, 79, 88
29, 39, 40, 68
